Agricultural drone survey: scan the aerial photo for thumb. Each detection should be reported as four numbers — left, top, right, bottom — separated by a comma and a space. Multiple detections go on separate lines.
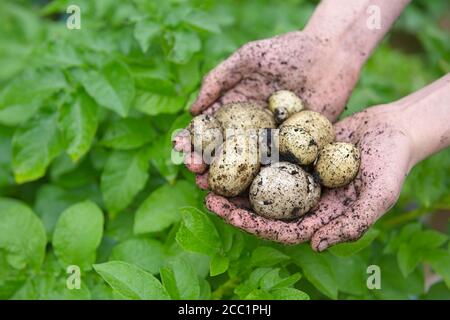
190, 47, 252, 115
311, 182, 400, 252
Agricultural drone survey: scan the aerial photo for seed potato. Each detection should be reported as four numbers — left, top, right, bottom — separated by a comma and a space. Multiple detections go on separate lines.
209, 134, 260, 197
279, 126, 318, 165
249, 162, 321, 220
281, 110, 335, 149
215, 102, 276, 132
269, 90, 304, 123
188, 114, 222, 152
315, 142, 361, 188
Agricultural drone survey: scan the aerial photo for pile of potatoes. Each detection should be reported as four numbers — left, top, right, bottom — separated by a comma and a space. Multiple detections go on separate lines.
187, 90, 360, 221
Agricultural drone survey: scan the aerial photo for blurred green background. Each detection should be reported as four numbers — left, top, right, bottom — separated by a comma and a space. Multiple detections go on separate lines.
0, 0, 449, 300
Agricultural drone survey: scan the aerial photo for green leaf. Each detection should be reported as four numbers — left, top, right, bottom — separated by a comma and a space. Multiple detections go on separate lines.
271, 288, 310, 300
259, 269, 301, 291
134, 181, 198, 234
329, 228, 379, 257
161, 256, 200, 300
384, 223, 422, 254
93, 261, 169, 300
73, 62, 135, 117
324, 254, 368, 296
244, 289, 273, 300
133, 20, 160, 53
110, 238, 165, 275
101, 149, 149, 215
0, 69, 67, 110
424, 249, 450, 288
250, 246, 290, 267
210, 253, 229, 276
53, 200, 104, 270
12, 108, 64, 183
0, 198, 46, 270
59, 91, 99, 161
176, 207, 221, 256
184, 11, 221, 33
134, 91, 185, 116
146, 133, 179, 183
397, 243, 422, 277
167, 31, 201, 64
288, 245, 338, 299
100, 118, 156, 150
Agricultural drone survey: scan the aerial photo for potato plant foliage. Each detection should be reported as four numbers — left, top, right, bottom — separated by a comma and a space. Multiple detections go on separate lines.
0, 0, 449, 300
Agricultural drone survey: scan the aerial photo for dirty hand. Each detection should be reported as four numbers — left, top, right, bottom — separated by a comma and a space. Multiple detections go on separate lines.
205, 74, 450, 251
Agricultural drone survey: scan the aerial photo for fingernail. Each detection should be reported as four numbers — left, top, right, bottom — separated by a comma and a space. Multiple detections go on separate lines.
317, 240, 328, 252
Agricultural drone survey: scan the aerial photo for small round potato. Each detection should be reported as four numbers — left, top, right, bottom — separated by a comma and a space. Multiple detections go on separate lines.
215, 102, 276, 133
269, 90, 304, 123
279, 126, 318, 165
281, 110, 335, 149
249, 162, 321, 220
209, 134, 260, 197
188, 114, 222, 152
315, 142, 361, 188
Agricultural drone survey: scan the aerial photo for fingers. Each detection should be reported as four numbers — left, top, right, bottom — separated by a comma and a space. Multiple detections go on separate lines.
195, 172, 209, 190
190, 50, 252, 115
311, 180, 400, 252
173, 129, 192, 153
205, 193, 310, 244
184, 151, 207, 174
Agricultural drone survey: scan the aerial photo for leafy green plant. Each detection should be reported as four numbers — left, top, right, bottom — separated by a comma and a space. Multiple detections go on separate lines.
0, 0, 448, 300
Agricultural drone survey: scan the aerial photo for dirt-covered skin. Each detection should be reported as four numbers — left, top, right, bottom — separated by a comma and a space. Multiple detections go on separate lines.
315, 142, 361, 188
206, 104, 413, 251
249, 162, 320, 220
281, 110, 335, 149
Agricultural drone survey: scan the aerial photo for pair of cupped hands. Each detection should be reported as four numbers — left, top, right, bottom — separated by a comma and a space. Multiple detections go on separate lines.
174, 31, 414, 251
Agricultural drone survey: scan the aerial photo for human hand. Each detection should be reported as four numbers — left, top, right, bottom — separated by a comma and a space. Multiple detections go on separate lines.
205, 103, 415, 251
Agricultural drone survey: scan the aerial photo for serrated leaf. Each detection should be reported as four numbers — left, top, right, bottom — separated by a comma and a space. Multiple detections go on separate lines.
59, 92, 98, 161
12, 108, 64, 183
73, 62, 135, 117
53, 200, 104, 270
176, 207, 221, 256
133, 20, 160, 53
101, 118, 156, 150
94, 261, 169, 300
101, 149, 149, 216
0, 198, 46, 270
134, 181, 198, 234
330, 228, 379, 257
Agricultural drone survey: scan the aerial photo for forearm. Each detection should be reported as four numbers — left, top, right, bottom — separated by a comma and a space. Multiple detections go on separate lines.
305, 0, 410, 66
397, 74, 450, 166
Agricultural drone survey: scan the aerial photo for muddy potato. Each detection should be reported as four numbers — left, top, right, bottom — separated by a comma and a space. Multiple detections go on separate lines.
281, 110, 335, 149
188, 114, 222, 152
215, 102, 276, 133
279, 126, 318, 165
209, 134, 260, 197
249, 162, 321, 220
315, 142, 361, 188
269, 90, 304, 123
